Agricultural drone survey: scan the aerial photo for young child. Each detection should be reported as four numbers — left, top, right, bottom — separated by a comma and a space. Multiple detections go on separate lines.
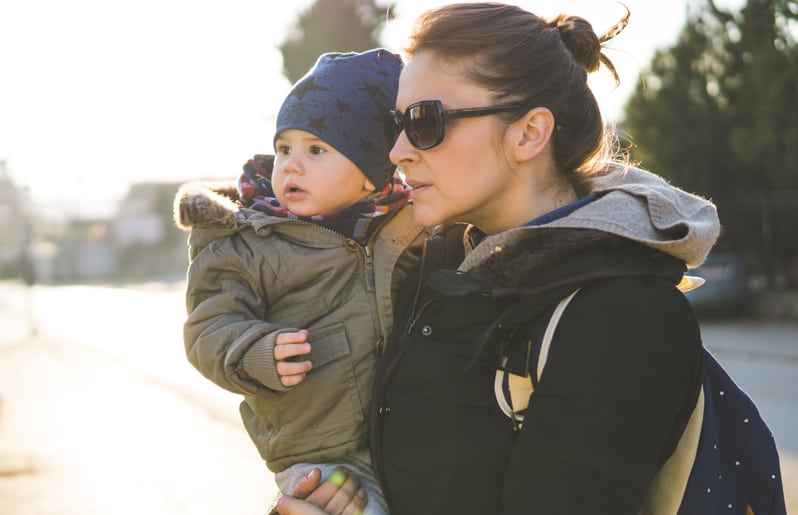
174, 49, 424, 515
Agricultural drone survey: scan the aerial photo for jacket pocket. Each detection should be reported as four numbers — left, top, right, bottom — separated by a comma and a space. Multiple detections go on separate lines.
259, 321, 367, 466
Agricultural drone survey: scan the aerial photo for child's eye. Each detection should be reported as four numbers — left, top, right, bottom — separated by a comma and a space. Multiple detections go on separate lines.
309, 145, 326, 155
276, 144, 291, 155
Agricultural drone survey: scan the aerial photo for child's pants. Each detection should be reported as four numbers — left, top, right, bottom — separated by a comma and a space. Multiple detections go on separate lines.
274, 449, 389, 515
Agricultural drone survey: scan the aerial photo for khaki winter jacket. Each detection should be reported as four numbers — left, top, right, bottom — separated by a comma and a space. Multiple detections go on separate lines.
174, 182, 427, 472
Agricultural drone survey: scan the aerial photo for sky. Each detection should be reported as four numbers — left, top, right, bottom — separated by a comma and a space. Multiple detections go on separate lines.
0, 0, 740, 218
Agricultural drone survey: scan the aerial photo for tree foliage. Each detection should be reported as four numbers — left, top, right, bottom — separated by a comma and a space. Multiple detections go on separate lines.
278, 0, 394, 84
622, 0, 798, 197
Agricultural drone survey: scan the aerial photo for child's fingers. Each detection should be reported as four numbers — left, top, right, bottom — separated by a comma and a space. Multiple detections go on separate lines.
279, 372, 307, 387
275, 330, 311, 362
277, 359, 312, 378
274, 343, 312, 361
276, 330, 309, 345
274, 330, 311, 386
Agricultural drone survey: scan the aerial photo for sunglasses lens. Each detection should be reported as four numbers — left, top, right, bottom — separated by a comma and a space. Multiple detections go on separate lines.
384, 111, 401, 146
406, 102, 442, 150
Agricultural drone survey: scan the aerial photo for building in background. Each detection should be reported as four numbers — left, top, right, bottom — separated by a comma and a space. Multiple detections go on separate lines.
0, 160, 31, 279
2, 172, 190, 284
109, 181, 188, 281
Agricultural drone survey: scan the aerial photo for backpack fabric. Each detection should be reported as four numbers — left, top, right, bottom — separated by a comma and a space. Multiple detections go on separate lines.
677, 350, 786, 515
496, 291, 786, 515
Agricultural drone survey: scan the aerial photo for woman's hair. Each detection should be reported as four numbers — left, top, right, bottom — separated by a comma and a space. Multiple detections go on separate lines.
404, 2, 630, 193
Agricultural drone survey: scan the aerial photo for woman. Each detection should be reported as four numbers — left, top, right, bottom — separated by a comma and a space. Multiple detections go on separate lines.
278, 3, 720, 514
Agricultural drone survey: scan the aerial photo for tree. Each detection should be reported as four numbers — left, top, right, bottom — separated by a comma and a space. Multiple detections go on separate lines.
279, 0, 394, 84
622, 0, 798, 285
623, 17, 733, 195
622, 0, 798, 197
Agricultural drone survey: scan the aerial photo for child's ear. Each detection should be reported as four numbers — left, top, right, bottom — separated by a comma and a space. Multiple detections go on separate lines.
510, 107, 556, 162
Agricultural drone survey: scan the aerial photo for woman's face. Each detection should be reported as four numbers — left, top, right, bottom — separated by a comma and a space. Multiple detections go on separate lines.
389, 51, 531, 233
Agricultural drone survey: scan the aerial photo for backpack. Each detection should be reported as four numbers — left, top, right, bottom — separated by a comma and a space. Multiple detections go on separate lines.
495, 289, 787, 515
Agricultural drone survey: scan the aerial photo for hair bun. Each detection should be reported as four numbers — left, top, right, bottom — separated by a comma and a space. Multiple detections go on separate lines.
549, 6, 630, 85
549, 15, 601, 72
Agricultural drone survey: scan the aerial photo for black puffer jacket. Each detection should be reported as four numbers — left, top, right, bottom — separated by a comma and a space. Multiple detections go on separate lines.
372, 225, 704, 515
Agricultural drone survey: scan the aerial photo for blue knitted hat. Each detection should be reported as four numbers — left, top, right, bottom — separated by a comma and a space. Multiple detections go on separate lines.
275, 48, 402, 191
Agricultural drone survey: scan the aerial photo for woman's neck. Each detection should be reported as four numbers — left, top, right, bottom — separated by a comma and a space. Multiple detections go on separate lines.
530, 183, 579, 219
478, 180, 577, 235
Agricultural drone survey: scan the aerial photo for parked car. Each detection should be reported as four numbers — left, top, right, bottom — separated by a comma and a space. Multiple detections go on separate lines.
684, 251, 750, 315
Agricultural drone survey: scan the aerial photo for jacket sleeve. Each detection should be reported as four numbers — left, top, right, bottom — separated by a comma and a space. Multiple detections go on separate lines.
502, 277, 703, 515
183, 233, 296, 395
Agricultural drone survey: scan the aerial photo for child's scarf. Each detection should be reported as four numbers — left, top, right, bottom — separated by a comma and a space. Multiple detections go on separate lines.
237, 155, 410, 243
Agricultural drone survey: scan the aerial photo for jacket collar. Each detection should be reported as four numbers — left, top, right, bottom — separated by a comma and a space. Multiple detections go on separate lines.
428, 226, 686, 298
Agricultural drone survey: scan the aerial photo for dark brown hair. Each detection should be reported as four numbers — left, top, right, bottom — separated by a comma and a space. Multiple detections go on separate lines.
404, 2, 630, 193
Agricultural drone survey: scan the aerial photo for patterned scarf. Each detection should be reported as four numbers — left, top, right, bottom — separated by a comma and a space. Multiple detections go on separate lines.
237, 155, 411, 243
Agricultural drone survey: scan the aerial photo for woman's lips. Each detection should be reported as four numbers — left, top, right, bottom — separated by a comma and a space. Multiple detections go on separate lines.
409, 186, 430, 200
406, 180, 431, 199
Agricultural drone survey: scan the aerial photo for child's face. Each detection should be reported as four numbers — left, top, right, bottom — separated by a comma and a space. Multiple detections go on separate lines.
272, 129, 376, 216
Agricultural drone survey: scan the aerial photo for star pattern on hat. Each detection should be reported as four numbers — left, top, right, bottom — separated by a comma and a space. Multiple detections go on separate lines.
370, 104, 387, 127
290, 77, 330, 100
376, 66, 394, 79
359, 138, 376, 154
361, 82, 385, 99
307, 116, 328, 132
334, 100, 351, 113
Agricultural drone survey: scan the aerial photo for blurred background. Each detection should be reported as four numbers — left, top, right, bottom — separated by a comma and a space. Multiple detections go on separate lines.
1, 0, 796, 305
1, 0, 797, 513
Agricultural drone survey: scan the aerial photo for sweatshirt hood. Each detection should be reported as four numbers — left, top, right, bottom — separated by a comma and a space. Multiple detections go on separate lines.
462, 164, 720, 273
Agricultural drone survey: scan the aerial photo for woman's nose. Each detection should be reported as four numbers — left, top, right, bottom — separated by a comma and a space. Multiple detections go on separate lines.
389, 131, 418, 166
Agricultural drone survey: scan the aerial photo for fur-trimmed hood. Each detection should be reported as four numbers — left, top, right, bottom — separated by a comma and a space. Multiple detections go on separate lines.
172, 180, 254, 256
173, 180, 242, 231
430, 226, 687, 299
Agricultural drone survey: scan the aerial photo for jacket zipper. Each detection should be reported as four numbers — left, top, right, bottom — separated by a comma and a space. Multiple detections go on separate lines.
274, 218, 393, 350
284, 219, 346, 238
405, 236, 441, 335
362, 214, 393, 289
406, 295, 436, 335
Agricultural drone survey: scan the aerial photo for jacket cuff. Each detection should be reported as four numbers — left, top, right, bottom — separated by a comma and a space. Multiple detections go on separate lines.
241, 330, 295, 392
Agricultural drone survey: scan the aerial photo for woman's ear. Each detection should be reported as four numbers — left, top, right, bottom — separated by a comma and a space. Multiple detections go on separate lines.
509, 107, 556, 162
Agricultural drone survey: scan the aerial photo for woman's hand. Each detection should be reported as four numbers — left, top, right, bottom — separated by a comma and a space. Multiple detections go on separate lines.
275, 330, 312, 386
275, 467, 367, 514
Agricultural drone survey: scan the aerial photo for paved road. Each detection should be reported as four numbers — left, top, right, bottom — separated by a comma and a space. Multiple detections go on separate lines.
702, 322, 798, 453
0, 282, 277, 514
1, 281, 796, 513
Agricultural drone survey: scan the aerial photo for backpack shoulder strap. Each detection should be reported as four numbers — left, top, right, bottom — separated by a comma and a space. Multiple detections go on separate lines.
494, 289, 579, 430
536, 289, 579, 381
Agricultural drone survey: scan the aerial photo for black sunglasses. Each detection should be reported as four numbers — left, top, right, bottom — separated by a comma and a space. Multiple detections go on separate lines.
385, 100, 521, 150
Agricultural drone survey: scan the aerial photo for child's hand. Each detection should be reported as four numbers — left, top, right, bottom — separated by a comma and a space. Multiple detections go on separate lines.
275, 330, 312, 387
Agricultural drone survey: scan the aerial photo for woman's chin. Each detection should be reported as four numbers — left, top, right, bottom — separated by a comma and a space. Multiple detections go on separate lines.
411, 205, 447, 228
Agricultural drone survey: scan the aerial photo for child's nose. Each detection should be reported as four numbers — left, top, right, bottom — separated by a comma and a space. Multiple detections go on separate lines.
281, 154, 304, 174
